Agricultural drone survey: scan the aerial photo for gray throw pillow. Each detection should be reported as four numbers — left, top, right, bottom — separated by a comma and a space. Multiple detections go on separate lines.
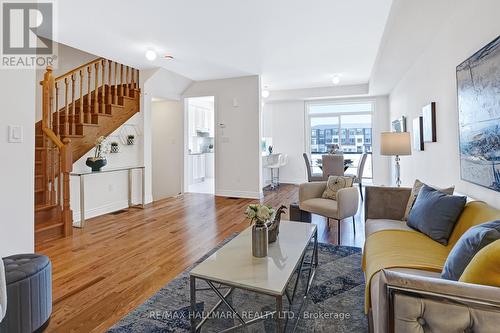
402, 179, 455, 221
407, 185, 467, 245
441, 220, 500, 281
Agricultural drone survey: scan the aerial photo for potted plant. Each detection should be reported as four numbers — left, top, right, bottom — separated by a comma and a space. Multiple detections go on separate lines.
245, 204, 275, 257
86, 136, 109, 171
127, 134, 135, 145
110, 141, 119, 153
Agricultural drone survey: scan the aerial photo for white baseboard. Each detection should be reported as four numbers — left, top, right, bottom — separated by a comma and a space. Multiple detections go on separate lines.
72, 194, 153, 223
215, 189, 262, 199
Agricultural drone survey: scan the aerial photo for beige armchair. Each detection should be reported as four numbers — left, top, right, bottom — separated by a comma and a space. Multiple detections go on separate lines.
299, 181, 359, 243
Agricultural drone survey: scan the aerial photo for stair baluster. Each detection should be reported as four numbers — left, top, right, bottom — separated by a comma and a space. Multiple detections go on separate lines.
86, 67, 92, 122
120, 64, 124, 97
71, 74, 76, 134
101, 59, 106, 114
79, 70, 83, 124
54, 82, 59, 136
94, 62, 99, 114
114, 62, 118, 104
125, 66, 129, 96
64, 78, 69, 136
108, 60, 112, 105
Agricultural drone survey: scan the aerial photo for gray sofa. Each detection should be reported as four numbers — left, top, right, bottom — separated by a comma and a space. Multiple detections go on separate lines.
364, 186, 500, 333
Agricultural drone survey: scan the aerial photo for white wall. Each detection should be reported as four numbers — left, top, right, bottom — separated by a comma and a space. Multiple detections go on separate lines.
389, 0, 500, 208
263, 96, 391, 185
152, 100, 184, 200
142, 68, 193, 204
70, 114, 144, 222
183, 75, 262, 198
0, 69, 36, 256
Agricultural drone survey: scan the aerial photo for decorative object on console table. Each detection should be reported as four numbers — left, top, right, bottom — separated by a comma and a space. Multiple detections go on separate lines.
412, 116, 424, 151
267, 205, 287, 243
245, 204, 275, 257
110, 141, 119, 153
456, 35, 500, 192
127, 134, 135, 145
85, 136, 108, 171
268, 145, 274, 154
392, 115, 407, 132
380, 132, 411, 187
423, 102, 437, 142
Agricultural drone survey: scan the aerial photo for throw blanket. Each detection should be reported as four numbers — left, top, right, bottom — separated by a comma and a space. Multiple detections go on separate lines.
362, 230, 450, 314
0, 260, 6, 322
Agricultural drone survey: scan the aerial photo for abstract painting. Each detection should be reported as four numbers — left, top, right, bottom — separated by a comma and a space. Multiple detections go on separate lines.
422, 102, 436, 142
412, 116, 424, 151
392, 116, 407, 132
456, 35, 500, 192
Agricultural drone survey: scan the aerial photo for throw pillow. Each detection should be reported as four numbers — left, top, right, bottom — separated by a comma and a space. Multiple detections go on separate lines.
459, 240, 500, 287
441, 220, 500, 281
322, 176, 354, 200
407, 185, 466, 245
402, 179, 455, 221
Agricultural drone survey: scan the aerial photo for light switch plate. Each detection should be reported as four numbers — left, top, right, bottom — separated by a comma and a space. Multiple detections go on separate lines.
8, 125, 23, 143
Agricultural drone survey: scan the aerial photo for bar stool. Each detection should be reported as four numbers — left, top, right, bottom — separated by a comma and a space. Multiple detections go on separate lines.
264, 153, 281, 190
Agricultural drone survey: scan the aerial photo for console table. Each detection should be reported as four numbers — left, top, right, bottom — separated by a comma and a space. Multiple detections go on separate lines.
70, 166, 145, 228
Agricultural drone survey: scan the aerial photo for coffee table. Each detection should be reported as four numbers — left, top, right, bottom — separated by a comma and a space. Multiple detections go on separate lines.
189, 221, 318, 332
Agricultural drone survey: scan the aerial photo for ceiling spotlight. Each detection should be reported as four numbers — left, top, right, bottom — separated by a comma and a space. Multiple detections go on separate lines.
332, 75, 341, 85
262, 89, 270, 98
145, 49, 157, 61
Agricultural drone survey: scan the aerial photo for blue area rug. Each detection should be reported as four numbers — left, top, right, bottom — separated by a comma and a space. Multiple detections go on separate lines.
108, 237, 367, 332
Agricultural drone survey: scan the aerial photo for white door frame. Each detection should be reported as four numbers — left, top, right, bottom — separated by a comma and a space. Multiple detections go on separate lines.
183, 95, 217, 194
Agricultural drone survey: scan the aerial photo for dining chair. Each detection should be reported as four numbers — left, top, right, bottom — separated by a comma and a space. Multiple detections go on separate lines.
303, 153, 323, 182
321, 154, 344, 179
346, 153, 368, 200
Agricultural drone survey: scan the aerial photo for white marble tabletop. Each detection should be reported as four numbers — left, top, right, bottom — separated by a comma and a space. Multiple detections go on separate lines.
190, 221, 317, 296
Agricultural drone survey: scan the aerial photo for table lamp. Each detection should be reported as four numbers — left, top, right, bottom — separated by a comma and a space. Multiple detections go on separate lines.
380, 132, 411, 187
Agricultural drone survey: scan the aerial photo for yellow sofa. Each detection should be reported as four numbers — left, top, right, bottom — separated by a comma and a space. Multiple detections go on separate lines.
363, 186, 500, 333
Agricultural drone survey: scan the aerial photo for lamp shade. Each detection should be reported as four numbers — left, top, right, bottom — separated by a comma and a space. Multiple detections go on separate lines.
380, 132, 411, 156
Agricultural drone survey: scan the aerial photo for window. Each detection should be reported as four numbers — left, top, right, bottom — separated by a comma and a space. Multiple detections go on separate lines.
306, 101, 374, 179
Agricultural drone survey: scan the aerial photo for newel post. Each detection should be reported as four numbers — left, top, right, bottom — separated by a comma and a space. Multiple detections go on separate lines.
41, 66, 53, 130
61, 138, 73, 236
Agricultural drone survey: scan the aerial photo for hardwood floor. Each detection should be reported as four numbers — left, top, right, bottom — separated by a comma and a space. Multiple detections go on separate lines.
36, 184, 365, 333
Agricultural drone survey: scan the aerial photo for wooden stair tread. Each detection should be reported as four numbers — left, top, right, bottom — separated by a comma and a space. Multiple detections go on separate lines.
36, 219, 64, 232
35, 203, 59, 212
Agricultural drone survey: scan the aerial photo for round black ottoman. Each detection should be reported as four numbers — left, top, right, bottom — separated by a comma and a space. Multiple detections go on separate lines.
0, 254, 52, 333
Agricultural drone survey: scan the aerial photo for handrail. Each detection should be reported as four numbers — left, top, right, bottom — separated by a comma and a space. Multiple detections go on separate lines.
42, 127, 64, 149
54, 57, 104, 81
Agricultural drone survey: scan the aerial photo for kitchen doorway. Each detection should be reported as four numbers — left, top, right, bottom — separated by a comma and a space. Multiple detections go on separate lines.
185, 96, 215, 194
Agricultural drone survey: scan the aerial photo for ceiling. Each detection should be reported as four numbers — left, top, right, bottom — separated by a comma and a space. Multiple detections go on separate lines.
55, 0, 393, 90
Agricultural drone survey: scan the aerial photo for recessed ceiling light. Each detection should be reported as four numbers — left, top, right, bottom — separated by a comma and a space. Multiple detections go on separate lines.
262, 90, 270, 98
332, 75, 341, 85
145, 49, 157, 61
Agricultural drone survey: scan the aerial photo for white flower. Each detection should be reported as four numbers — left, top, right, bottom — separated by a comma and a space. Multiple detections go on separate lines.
245, 206, 256, 219
257, 205, 271, 221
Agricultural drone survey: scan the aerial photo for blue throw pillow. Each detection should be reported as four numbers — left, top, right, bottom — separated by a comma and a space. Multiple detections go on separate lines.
407, 185, 467, 245
442, 220, 500, 280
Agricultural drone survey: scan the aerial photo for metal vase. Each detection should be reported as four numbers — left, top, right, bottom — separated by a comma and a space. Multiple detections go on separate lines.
252, 224, 268, 258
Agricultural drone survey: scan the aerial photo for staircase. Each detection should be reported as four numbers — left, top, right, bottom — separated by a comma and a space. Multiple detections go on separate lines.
35, 57, 141, 244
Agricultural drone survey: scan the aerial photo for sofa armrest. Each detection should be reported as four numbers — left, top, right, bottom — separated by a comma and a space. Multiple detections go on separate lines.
299, 181, 327, 202
336, 186, 359, 220
364, 186, 411, 221
382, 269, 500, 333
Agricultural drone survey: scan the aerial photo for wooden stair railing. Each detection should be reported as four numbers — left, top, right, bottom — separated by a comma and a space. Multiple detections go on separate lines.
36, 57, 140, 243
